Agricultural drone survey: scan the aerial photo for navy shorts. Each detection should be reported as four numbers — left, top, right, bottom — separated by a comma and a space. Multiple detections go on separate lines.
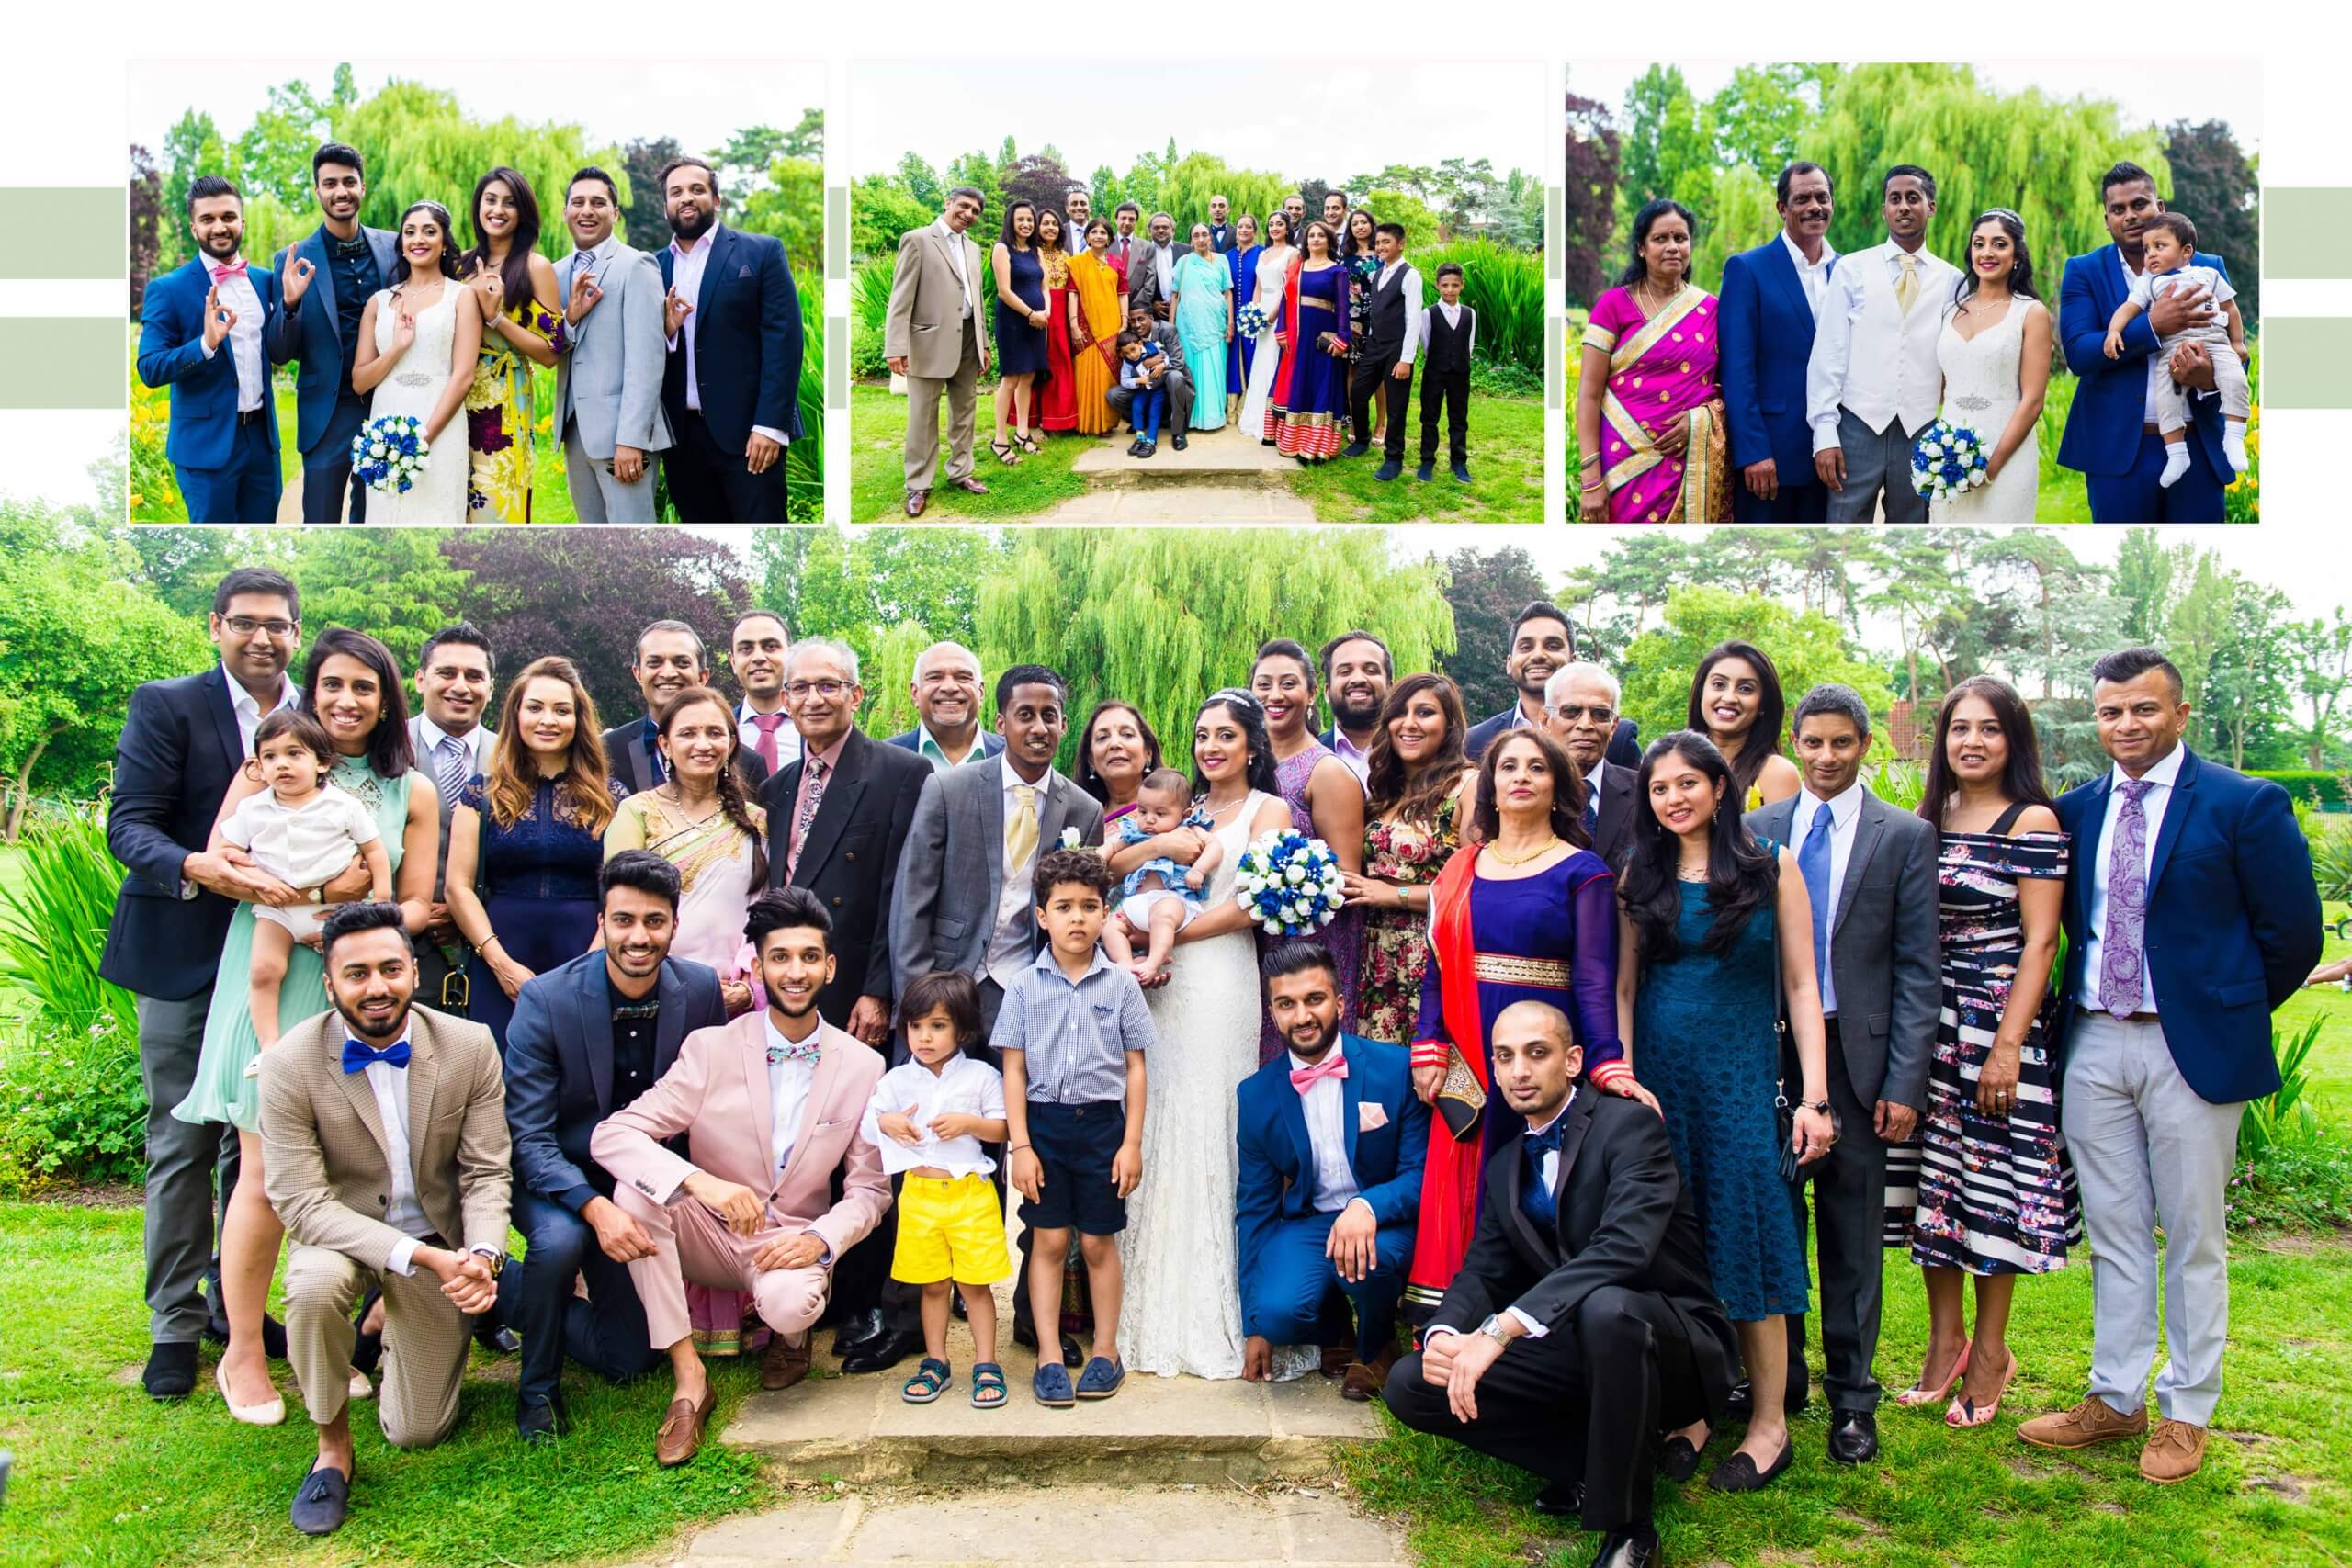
1021, 1100, 1128, 1236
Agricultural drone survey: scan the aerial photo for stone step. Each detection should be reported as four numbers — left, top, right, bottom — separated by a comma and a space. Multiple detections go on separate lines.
1037, 483, 1316, 524
1069, 424, 1302, 477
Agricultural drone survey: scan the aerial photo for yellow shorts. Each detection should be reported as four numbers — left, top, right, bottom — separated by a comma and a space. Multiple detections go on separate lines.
891, 1172, 1013, 1286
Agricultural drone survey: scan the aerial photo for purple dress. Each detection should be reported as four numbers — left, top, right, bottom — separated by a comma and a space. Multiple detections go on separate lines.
1256, 741, 1365, 1063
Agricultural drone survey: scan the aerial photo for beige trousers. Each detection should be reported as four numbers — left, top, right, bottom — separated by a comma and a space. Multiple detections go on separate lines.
282, 1242, 471, 1448
903, 317, 982, 492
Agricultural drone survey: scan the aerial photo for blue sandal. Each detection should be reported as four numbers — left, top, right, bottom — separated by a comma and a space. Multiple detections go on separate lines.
1076, 1356, 1125, 1400
1033, 1360, 1075, 1408
971, 1362, 1008, 1409
901, 1358, 951, 1404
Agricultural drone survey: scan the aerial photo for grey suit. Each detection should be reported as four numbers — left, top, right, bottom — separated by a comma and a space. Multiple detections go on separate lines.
1745, 786, 1939, 1414
1125, 243, 1178, 320
1105, 320, 1194, 434
558, 239, 673, 523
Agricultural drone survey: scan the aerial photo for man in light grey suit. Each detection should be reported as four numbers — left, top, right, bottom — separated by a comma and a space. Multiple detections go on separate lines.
555, 167, 673, 523
1744, 683, 1939, 1467
885, 186, 992, 518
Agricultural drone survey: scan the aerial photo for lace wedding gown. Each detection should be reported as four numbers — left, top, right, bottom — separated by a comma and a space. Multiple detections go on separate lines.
1118, 790, 1274, 1380
1929, 297, 2041, 524
365, 281, 469, 523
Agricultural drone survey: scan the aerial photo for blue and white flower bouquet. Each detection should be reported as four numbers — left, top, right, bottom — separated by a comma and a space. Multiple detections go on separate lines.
1908, 419, 1990, 503
1236, 303, 1272, 340
1233, 829, 1347, 937
352, 414, 429, 495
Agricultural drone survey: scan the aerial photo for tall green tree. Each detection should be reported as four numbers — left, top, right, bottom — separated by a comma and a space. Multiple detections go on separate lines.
2162, 118, 2260, 326
1617, 65, 1713, 229
157, 109, 228, 273
1705, 63, 1837, 178
1436, 547, 1552, 720
2285, 611, 2352, 769
288, 531, 473, 674
620, 137, 679, 253
234, 78, 332, 207
1618, 586, 1895, 754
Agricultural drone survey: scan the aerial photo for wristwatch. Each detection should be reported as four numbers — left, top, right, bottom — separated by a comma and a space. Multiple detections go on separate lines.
470, 1247, 507, 1278
1476, 1314, 1512, 1348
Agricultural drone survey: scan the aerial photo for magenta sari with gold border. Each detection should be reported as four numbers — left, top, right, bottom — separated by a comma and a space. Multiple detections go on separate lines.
1582, 284, 1728, 523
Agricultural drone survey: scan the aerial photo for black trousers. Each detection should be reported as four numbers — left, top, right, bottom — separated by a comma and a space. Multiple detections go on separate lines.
1730, 471, 1829, 523
1349, 350, 1413, 460
498, 1190, 662, 1404
1419, 365, 1470, 466
1384, 1284, 1704, 1533
1783, 1021, 1888, 1412
663, 410, 787, 523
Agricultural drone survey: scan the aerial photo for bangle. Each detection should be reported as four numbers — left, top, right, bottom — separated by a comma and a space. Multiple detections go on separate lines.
1008, 1143, 1031, 1154
1579, 454, 1601, 468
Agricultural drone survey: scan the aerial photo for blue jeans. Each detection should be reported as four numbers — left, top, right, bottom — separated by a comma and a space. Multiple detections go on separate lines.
1242, 1211, 1412, 1359
496, 1189, 662, 1404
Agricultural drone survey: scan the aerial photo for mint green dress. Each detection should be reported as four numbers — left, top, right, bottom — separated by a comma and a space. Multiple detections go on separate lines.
174, 757, 416, 1133
1171, 250, 1230, 430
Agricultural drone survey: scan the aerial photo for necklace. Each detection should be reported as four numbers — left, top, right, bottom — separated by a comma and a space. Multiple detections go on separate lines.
1485, 834, 1559, 867
661, 783, 722, 824
1637, 277, 1680, 317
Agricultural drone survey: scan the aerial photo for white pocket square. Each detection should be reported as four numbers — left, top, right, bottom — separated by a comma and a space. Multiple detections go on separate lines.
1358, 1103, 1389, 1132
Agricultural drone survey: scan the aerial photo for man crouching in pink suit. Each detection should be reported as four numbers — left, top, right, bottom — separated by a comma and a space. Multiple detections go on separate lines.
593, 886, 891, 1465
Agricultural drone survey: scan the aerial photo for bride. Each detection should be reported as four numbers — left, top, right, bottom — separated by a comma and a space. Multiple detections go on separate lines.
351, 200, 481, 522
1238, 213, 1296, 442
1114, 691, 1292, 1379
1929, 209, 2050, 523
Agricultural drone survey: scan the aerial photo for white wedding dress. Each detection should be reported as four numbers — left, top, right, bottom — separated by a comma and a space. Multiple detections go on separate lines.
1118, 790, 1273, 1380
1238, 246, 1292, 438
365, 281, 470, 523
1929, 297, 2041, 524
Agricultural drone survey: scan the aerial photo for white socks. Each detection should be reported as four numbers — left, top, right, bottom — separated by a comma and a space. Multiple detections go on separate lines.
2223, 423, 2249, 472
2159, 442, 2192, 489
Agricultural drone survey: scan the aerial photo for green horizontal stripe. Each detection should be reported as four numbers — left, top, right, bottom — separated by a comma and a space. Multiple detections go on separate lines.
2260, 319, 2352, 407
0, 321, 123, 406
2264, 189, 2352, 279
0, 189, 125, 277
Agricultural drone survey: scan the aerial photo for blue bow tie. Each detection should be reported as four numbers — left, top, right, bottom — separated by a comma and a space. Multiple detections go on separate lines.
1525, 1118, 1567, 1156
342, 1037, 412, 1075
768, 1039, 820, 1066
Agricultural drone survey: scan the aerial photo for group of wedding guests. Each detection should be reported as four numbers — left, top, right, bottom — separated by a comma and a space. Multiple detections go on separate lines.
1577, 158, 2252, 525
884, 185, 1477, 516
104, 570, 2325, 1563
137, 141, 806, 524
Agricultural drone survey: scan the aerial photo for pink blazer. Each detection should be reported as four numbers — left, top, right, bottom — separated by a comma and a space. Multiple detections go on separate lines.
591, 1011, 891, 1262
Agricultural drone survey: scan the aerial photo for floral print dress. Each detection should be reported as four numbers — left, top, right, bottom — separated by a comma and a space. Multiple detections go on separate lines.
466, 291, 568, 521
1354, 795, 1460, 1044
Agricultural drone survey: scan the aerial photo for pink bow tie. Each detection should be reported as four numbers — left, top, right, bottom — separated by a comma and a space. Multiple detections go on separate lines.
1289, 1053, 1349, 1094
209, 260, 248, 283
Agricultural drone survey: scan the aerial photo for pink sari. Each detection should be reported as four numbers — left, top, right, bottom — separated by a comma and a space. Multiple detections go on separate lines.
1582, 284, 1729, 523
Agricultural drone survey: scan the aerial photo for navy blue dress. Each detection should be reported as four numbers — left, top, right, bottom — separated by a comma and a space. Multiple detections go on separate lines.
1634, 881, 1809, 1322
995, 243, 1048, 375
462, 776, 624, 1046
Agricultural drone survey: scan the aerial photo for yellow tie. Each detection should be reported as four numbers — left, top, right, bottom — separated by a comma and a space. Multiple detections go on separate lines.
1894, 253, 1920, 317
1006, 784, 1039, 873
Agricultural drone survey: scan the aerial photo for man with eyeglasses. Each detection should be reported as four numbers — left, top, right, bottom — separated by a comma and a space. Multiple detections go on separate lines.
101, 569, 371, 1400
1544, 663, 1636, 868
888, 641, 1004, 772
601, 619, 772, 797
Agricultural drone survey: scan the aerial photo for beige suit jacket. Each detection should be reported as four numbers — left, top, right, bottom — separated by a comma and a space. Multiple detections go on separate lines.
261, 1004, 513, 1269
590, 1011, 891, 1263
884, 222, 990, 381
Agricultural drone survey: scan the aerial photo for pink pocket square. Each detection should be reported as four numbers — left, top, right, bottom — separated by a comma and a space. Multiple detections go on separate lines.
1358, 1103, 1389, 1132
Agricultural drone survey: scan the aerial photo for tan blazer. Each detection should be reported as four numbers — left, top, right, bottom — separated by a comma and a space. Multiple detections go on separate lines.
591, 1011, 891, 1264
884, 221, 990, 381
261, 1004, 513, 1269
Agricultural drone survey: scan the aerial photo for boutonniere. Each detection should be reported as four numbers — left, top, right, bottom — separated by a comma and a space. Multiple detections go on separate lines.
1059, 827, 1082, 850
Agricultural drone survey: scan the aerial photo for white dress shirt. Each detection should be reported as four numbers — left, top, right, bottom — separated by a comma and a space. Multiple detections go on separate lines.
936, 217, 976, 318
1807, 240, 1960, 452
1329, 730, 1374, 788
1152, 243, 1177, 299
414, 714, 495, 783
1379, 261, 1426, 365
986, 756, 1052, 991
1420, 299, 1477, 362
349, 1024, 432, 1275
1289, 1048, 1363, 1213
668, 222, 787, 447
2083, 743, 2185, 1015
230, 671, 301, 757
1781, 231, 1838, 320
1429, 1089, 1577, 1342
764, 1015, 820, 1175
1792, 783, 1865, 1016
862, 1054, 1007, 1178
736, 699, 804, 770
1583, 761, 1607, 813
198, 254, 267, 412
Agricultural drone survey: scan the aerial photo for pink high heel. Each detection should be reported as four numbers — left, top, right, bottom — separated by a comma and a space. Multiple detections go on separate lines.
1894, 1341, 1970, 1408
1946, 1352, 2018, 1428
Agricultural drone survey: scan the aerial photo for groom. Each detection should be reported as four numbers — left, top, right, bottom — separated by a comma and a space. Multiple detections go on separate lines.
137, 176, 283, 524
267, 143, 398, 523
1720, 161, 1838, 523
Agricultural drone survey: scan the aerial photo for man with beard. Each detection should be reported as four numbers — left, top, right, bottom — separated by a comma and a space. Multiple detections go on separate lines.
602, 619, 772, 796
1237, 942, 1427, 1400
1465, 602, 1640, 766
138, 175, 283, 523
1317, 630, 1394, 787
493, 852, 729, 1442
592, 889, 892, 1464
1544, 663, 1637, 869
889, 641, 1006, 771
1720, 161, 1838, 523
553, 165, 673, 524
729, 610, 802, 775
407, 625, 497, 1017
1207, 194, 1234, 254
263, 144, 396, 523
656, 156, 805, 522
264, 903, 512, 1535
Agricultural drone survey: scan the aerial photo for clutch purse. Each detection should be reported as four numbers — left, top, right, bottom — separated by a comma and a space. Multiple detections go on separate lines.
1434, 1044, 1487, 1142
1317, 330, 1342, 354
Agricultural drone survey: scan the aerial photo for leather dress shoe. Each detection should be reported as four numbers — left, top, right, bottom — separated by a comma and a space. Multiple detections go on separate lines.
1531, 1480, 1584, 1517
1341, 1344, 1399, 1403
290, 1462, 352, 1535
948, 475, 989, 495
762, 1333, 812, 1391
1171, 432, 1188, 450
143, 1341, 198, 1399
904, 490, 928, 518
206, 1310, 289, 1359
1828, 1409, 1878, 1465
656, 1383, 718, 1467
516, 1393, 571, 1444
838, 1326, 925, 1375
1012, 1320, 1085, 1367
1591, 1528, 1659, 1567
831, 1308, 887, 1357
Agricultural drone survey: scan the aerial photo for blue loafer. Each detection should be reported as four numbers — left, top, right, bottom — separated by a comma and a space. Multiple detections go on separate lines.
289, 1462, 350, 1536
1076, 1356, 1125, 1400
1033, 1360, 1075, 1407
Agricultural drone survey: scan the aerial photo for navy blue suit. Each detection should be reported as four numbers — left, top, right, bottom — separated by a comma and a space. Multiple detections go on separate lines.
267, 224, 398, 522
2056, 245, 2237, 523
657, 225, 805, 521
497, 951, 728, 1406
1236, 1035, 1428, 1359
1464, 708, 1641, 768
1718, 238, 1833, 523
2054, 748, 2321, 1104
136, 256, 282, 522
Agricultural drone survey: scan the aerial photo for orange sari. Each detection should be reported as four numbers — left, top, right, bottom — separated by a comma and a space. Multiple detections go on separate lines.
1068, 250, 1125, 435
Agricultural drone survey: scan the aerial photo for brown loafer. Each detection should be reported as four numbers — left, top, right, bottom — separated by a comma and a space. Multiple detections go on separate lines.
2018, 1394, 2148, 1450
948, 475, 989, 495
1319, 1344, 1353, 1377
761, 1331, 811, 1391
654, 1383, 717, 1468
2140, 1418, 2208, 1483
904, 490, 928, 518
1341, 1344, 1400, 1403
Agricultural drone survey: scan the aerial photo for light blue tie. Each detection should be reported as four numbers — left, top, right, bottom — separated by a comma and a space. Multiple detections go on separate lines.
1799, 800, 1835, 986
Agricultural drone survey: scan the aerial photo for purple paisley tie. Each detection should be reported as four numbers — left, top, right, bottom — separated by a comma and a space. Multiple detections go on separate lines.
2101, 779, 2154, 1019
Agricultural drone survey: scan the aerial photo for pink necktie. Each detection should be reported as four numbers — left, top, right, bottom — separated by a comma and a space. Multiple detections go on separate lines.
786, 757, 828, 883
752, 712, 786, 773
1290, 1053, 1350, 1095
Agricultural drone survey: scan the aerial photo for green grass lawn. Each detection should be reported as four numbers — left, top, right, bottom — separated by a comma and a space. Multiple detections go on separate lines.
850, 381, 1543, 524
2282, 900, 2352, 1114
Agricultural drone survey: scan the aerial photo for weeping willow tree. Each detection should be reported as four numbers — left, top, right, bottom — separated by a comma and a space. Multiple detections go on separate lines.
974, 532, 1457, 774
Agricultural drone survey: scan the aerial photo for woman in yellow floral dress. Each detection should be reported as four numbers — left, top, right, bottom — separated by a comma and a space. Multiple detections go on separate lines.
460, 166, 570, 521
1340, 673, 1482, 1043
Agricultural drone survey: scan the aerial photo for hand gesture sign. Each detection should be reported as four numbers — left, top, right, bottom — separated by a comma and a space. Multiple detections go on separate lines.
663, 286, 693, 339
567, 266, 602, 326
474, 270, 504, 323
283, 255, 315, 308
201, 284, 236, 352
393, 310, 418, 355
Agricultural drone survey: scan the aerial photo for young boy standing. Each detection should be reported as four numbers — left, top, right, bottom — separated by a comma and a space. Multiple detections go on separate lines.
1418, 262, 1476, 484
998, 849, 1153, 1408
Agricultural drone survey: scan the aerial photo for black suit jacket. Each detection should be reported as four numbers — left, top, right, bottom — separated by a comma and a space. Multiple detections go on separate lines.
758, 728, 932, 1026
656, 225, 805, 449
601, 716, 771, 799
1430, 1092, 1739, 1413
1589, 759, 1637, 871
100, 665, 263, 1000
1465, 707, 1641, 768
502, 951, 727, 1212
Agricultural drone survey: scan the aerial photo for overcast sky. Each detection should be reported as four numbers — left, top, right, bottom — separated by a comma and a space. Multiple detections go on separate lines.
847, 60, 1546, 183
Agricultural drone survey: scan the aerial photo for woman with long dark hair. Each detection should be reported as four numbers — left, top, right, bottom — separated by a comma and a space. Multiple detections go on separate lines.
1575, 197, 1728, 522
1928, 210, 2051, 524
1893, 676, 2077, 1428
1223, 212, 1262, 423
991, 199, 1049, 463
459, 166, 568, 520
1250, 639, 1364, 1056
352, 199, 481, 519
1341, 208, 1380, 440
1688, 640, 1801, 808
1614, 730, 1831, 1492
1269, 220, 1351, 461
1034, 208, 1079, 435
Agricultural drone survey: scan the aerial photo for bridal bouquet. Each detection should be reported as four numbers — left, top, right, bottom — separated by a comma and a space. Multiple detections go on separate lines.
1236, 303, 1272, 340
1908, 419, 1990, 503
352, 414, 429, 495
1233, 829, 1347, 937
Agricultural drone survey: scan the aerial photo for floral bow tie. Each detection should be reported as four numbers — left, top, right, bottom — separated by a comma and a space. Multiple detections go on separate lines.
767, 1038, 820, 1066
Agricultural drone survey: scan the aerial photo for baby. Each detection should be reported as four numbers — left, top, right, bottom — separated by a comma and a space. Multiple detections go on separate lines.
1102, 768, 1222, 984
2101, 211, 2250, 488
213, 708, 392, 1054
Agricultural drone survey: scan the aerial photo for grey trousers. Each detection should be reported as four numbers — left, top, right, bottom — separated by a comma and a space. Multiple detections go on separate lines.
137, 992, 236, 1345
562, 421, 662, 523
1826, 405, 1928, 524
1107, 370, 1195, 434
1783, 1031, 1887, 1412
904, 318, 982, 492
2062, 1012, 2243, 1427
